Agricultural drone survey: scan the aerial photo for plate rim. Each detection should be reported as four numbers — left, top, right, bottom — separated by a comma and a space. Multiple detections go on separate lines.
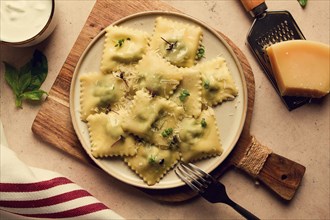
69, 11, 248, 190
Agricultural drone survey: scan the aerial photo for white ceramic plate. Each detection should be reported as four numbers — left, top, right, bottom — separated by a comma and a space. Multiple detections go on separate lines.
70, 11, 247, 189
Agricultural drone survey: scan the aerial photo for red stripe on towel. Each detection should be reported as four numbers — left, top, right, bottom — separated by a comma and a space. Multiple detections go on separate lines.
0, 189, 92, 208
21, 203, 109, 218
0, 177, 72, 192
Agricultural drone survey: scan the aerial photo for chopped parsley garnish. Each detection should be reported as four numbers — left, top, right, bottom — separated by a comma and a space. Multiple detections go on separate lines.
148, 155, 156, 164
148, 155, 165, 165
179, 89, 190, 102
162, 128, 173, 138
115, 38, 130, 47
196, 45, 205, 59
201, 118, 207, 128
203, 80, 210, 89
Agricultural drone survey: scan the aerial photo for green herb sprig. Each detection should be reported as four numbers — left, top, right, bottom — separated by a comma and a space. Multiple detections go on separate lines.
179, 89, 190, 102
196, 45, 205, 59
162, 128, 173, 138
4, 50, 48, 108
203, 80, 210, 89
201, 118, 207, 128
115, 38, 131, 47
148, 155, 165, 165
148, 155, 156, 164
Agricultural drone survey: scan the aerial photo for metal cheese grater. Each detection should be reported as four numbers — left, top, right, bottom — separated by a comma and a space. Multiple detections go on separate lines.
241, 0, 310, 110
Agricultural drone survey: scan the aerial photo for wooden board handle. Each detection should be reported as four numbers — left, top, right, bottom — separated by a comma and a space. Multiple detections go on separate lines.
236, 136, 306, 200
240, 0, 265, 11
256, 153, 306, 200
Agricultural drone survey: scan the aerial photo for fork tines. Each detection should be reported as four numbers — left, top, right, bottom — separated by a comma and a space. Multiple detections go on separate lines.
175, 163, 260, 220
175, 162, 213, 193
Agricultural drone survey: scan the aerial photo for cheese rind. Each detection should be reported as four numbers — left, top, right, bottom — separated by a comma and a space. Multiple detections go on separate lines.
266, 40, 330, 98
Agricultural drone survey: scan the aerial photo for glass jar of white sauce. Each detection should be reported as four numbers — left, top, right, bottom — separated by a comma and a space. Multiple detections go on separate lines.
0, 0, 57, 47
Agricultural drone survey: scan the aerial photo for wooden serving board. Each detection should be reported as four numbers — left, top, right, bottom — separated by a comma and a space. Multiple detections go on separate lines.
32, 0, 305, 202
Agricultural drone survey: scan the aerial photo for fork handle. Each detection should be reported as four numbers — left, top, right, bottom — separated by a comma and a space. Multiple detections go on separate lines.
226, 199, 260, 220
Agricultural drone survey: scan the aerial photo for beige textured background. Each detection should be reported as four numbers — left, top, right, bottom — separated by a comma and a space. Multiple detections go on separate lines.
1, 0, 329, 219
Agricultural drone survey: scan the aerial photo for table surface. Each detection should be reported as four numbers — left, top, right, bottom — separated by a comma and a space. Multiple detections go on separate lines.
0, 1, 329, 219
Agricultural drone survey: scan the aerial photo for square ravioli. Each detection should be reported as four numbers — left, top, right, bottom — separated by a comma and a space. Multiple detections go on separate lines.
121, 89, 185, 148
124, 144, 180, 186
80, 72, 128, 121
131, 51, 182, 98
87, 112, 137, 158
77, 17, 241, 186
178, 108, 223, 162
170, 68, 202, 118
101, 26, 149, 73
194, 57, 238, 106
150, 17, 203, 67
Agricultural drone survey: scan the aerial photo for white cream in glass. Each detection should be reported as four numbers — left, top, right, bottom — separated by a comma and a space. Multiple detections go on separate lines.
0, 0, 56, 46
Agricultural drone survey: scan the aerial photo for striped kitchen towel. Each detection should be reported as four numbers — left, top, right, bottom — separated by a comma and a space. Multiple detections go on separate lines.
0, 121, 124, 219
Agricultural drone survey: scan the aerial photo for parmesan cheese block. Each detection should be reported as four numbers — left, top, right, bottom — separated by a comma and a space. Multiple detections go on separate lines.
266, 40, 330, 98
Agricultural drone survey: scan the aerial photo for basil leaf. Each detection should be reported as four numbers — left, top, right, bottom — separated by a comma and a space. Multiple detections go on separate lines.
4, 50, 48, 108
27, 50, 48, 91
20, 90, 47, 101
4, 62, 20, 95
18, 70, 32, 94
19, 60, 32, 93
19, 60, 32, 75
15, 96, 23, 108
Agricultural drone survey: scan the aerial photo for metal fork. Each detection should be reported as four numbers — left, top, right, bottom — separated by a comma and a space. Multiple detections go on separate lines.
175, 162, 260, 220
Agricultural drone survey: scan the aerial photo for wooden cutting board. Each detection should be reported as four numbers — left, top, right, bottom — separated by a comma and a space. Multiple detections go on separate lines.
32, 0, 305, 202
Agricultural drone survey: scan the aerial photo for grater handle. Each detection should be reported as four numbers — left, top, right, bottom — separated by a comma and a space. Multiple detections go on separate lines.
240, 0, 265, 12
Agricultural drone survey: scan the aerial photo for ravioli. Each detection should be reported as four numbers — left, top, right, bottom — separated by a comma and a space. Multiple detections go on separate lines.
121, 89, 185, 148
101, 26, 149, 73
150, 17, 203, 67
131, 51, 183, 98
178, 108, 223, 162
87, 112, 137, 158
78, 17, 239, 186
194, 57, 238, 106
80, 72, 127, 121
124, 144, 180, 185
170, 68, 202, 118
